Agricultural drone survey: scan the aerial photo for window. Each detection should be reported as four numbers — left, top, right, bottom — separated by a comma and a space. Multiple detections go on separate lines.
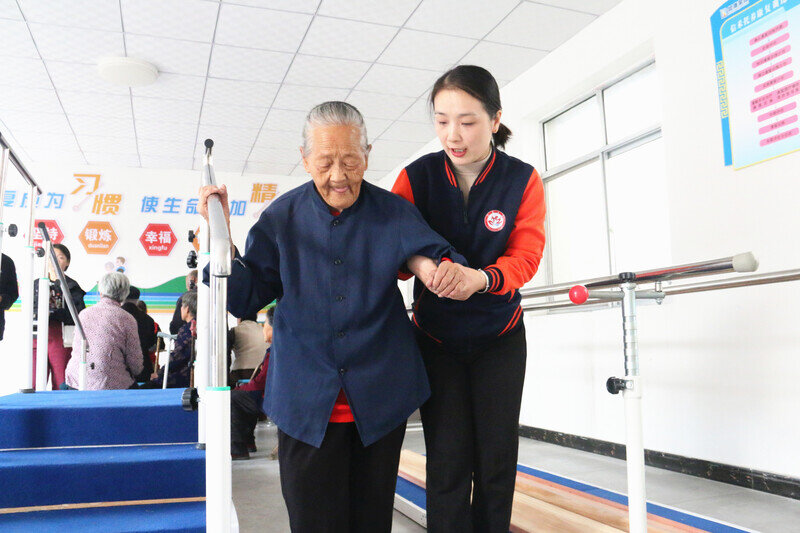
540, 62, 669, 285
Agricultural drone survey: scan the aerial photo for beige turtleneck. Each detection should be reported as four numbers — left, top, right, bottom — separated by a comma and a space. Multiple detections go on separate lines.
452, 148, 492, 205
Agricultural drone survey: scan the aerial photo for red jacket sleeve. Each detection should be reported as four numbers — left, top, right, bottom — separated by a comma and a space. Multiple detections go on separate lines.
483, 169, 546, 295
391, 168, 415, 281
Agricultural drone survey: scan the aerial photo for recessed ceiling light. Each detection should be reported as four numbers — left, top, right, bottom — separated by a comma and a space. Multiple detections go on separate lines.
97, 57, 159, 87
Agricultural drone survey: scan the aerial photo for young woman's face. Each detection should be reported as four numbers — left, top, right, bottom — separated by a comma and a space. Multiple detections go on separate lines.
433, 88, 500, 165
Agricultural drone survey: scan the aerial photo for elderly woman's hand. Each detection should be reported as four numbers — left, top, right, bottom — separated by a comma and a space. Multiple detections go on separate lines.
430, 263, 486, 301
198, 184, 235, 255
407, 255, 438, 287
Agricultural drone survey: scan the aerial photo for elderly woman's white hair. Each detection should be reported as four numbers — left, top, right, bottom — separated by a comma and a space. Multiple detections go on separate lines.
302, 101, 370, 154
98, 272, 130, 303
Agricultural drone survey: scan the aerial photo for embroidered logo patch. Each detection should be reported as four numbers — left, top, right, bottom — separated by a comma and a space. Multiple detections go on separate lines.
484, 210, 506, 232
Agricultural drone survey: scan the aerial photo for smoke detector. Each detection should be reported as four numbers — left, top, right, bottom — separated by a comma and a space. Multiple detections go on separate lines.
97, 57, 159, 87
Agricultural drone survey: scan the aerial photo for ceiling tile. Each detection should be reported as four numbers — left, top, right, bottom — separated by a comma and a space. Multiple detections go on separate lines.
0, 57, 53, 89
243, 161, 295, 175
317, 0, 418, 26
58, 90, 132, 118
486, 2, 595, 50
29, 24, 124, 63
221, 0, 320, 14
196, 123, 260, 146
216, 4, 312, 52
69, 115, 135, 137
131, 73, 206, 100
77, 134, 138, 154
138, 138, 195, 157
12, 131, 79, 151
345, 90, 415, 120
355, 64, 439, 97
406, 0, 519, 38
135, 120, 198, 141
460, 41, 547, 81
248, 147, 301, 165
18, 0, 121, 31
0, 86, 63, 113
203, 78, 279, 107
140, 155, 194, 169
399, 97, 431, 124
378, 29, 476, 71
83, 152, 141, 167
0, 0, 23, 20
209, 45, 293, 82
539, 0, 622, 16
122, 0, 219, 42
25, 149, 86, 164
195, 141, 252, 161
370, 139, 426, 159
255, 129, 303, 152
0, 109, 72, 135
262, 108, 307, 132
200, 103, 265, 129
363, 117, 392, 140
46, 60, 129, 94
378, 120, 434, 143
133, 96, 201, 123
125, 34, 211, 76
273, 84, 349, 112
0, 19, 41, 58
284, 54, 370, 89
300, 17, 397, 62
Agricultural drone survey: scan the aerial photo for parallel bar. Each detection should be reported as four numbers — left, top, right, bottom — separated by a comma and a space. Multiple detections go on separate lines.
0, 132, 42, 194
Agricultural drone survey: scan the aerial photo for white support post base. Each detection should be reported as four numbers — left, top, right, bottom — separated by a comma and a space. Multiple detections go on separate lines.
20, 246, 35, 392
622, 376, 646, 533
36, 277, 50, 391
205, 387, 232, 533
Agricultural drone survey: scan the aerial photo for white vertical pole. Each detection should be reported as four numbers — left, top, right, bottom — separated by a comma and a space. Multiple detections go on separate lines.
20, 186, 37, 393
35, 262, 50, 391
620, 282, 647, 533
78, 340, 87, 390
0, 146, 8, 260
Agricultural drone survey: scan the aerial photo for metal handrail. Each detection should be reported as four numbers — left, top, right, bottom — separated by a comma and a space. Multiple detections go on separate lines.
520, 252, 758, 299
37, 222, 90, 389
0, 132, 42, 194
520, 268, 800, 312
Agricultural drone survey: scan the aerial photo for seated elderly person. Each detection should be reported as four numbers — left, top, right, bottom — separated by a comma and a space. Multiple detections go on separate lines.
199, 100, 468, 532
121, 286, 157, 382
143, 290, 196, 389
64, 272, 142, 390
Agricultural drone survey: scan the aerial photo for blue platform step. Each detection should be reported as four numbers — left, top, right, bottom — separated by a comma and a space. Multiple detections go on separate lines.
0, 390, 198, 449
0, 500, 205, 533
0, 444, 205, 509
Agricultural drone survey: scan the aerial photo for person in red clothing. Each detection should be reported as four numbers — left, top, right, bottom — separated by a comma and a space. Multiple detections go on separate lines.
392, 65, 546, 533
230, 306, 274, 460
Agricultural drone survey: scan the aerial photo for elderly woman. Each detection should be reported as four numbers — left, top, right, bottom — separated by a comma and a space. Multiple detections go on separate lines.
199, 101, 466, 532
64, 272, 142, 390
143, 290, 196, 389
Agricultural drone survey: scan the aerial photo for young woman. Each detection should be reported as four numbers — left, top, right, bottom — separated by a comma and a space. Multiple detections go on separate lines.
392, 65, 546, 532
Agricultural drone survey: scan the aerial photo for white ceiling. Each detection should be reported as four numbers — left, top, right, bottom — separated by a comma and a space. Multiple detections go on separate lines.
0, 0, 620, 181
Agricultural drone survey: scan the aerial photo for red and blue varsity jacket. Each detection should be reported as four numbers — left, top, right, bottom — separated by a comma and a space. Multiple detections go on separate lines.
392, 148, 546, 350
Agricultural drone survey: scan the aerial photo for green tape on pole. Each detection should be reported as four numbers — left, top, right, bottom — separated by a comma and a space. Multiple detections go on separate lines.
206, 386, 230, 391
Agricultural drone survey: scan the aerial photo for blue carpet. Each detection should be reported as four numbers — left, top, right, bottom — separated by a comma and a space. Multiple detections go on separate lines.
0, 444, 205, 509
0, 500, 205, 532
0, 390, 198, 449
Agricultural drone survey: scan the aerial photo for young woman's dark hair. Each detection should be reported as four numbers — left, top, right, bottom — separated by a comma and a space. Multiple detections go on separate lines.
52, 243, 71, 267
429, 65, 512, 149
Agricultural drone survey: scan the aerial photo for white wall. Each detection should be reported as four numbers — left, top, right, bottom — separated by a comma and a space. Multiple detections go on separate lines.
494, 0, 800, 478
0, 162, 306, 395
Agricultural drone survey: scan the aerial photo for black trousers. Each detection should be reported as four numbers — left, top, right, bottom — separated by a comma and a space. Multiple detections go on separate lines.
230, 389, 261, 454
418, 326, 527, 533
278, 421, 406, 533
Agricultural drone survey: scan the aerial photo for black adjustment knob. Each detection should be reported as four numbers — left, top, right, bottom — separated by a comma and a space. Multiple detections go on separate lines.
619, 272, 636, 282
7, 224, 17, 237
186, 250, 197, 268
182, 387, 199, 411
35, 247, 45, 257
188, 230, 196, 243
606, 377, 627, 395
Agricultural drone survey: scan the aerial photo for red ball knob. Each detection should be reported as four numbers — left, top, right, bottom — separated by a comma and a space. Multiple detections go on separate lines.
569, 285, 589, 305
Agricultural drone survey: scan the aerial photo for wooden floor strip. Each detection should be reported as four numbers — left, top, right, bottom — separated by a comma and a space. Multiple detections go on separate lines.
0, 497, 205, 515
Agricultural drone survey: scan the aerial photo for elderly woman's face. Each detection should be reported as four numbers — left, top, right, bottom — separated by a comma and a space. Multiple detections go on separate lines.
301, 124, 368, 212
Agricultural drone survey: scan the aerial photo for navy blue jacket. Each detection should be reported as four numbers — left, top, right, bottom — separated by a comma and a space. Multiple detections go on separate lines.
0, 253, 19, 341
393, 149, 546, 350
220, 180, 464, 447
